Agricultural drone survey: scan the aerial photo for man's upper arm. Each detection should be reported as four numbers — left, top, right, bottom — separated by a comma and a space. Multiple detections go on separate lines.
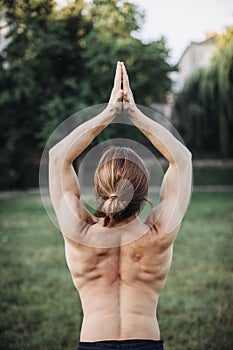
145, 153, 192, 234
49, 153, 95, 241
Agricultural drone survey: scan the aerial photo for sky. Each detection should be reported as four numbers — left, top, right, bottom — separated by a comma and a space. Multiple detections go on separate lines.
131, 0, 233, 63
57, 0, 233, 63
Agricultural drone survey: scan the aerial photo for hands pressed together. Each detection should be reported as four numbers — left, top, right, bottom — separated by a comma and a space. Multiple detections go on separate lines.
108, 61, 136, 114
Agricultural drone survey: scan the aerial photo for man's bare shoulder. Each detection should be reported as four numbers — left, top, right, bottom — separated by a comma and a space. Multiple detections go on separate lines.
64, 216, 178, 253
64, 220, 178, 270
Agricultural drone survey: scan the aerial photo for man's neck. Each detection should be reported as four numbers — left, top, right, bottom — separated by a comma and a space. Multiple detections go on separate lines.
98, 215, 137, 228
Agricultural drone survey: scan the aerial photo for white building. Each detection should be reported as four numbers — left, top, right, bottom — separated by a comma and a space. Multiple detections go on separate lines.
173, 35, 217, 92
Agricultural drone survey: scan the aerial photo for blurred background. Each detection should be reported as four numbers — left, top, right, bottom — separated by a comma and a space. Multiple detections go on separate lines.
0, 2, 233, 350
0, 0, 232, 189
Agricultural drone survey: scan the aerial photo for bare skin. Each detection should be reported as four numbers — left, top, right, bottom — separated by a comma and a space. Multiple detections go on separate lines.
49, 62, 192, 341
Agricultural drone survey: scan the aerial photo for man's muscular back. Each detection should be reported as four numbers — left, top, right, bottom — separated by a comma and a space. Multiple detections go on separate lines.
64, 221, 178, 342
48, 62, 192, 349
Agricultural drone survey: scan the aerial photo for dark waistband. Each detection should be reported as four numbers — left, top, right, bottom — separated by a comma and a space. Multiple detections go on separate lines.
78, 339, 164, 350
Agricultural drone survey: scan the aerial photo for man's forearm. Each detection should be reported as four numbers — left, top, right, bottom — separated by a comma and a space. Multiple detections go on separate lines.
49, 105, 118, 163
127, 107, 191, 164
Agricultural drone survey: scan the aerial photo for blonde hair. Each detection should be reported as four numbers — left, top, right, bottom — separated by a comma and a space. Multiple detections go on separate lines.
94, 146, 150, 226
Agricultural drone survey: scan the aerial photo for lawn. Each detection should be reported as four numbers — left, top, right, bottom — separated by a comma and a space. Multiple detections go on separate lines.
0, 192, 232, 350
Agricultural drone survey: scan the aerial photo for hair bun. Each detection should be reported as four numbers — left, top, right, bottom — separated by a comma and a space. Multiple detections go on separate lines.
94, 146, 150, 226
110, 194, 119, 199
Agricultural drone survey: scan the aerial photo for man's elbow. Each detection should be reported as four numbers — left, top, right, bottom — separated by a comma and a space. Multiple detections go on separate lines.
183, 148, 192, 168
186, 146, 192, 157
182, 149, 192, 179
49, 146, 63, 166
175, 145, 192, 164
185, 148, 192, 162
49, 147, 57, 161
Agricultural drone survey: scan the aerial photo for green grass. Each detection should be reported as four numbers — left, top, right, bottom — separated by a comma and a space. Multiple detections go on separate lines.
0, 192, 233, 350
159, 192, 233, 349
0, 195, 83, 350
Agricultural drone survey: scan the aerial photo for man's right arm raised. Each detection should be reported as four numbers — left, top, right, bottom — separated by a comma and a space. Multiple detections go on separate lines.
122, 62, 192, 234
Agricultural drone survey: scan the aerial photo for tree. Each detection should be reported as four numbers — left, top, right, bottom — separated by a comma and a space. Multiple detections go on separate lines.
175, 27, 233, 158
0, 0, 174, 189
0, 0, 57, 187
211, 27, 233, 157
0, 0, 90, 187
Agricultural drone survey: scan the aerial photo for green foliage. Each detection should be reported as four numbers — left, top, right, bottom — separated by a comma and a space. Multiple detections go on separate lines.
175, 27, 233, 158
0, 0, 174, 189
87, 0, 143, 36
193, 165, 233, 185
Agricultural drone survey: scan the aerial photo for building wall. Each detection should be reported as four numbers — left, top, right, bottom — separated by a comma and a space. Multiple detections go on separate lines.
175, 36, 217, 92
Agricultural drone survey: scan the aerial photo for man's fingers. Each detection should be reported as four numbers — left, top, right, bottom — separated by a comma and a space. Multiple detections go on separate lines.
123, 90, 130, 103
114, 61, 122, 89
121, 62, 130, 91
117, 89, 124, 102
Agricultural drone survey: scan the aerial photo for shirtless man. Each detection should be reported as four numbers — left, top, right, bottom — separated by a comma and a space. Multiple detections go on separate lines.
49, 62, 192, 350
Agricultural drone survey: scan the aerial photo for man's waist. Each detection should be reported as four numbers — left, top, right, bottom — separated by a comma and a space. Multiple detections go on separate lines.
81, 312, 160, 342
78, 339, 164, 350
